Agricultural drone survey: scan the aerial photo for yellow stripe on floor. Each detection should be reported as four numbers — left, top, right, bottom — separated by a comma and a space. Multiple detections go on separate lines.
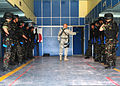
113, 68, 120, 72
0, 59, 33, 82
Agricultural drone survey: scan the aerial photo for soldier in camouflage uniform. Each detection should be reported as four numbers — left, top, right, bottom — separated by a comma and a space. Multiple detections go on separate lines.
98, 17, 106, 63
94, 21, 101, 62
24, 23, 31, 60
100, 13, 119, 69
58, 24, 76, 61
15, 20, 28, 64
9, 15, 19, 65
29, 26, 35, 59
85, 40, 92, 59
2, 12, 14, 71
85, 23, 95, 59
98, 17, 105, 44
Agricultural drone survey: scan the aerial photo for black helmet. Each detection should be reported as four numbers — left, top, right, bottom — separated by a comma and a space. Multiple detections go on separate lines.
104, 13, 113, 20
98, 17, 104, 21
24, 23, 29, 28
90, 23, 95, 26
13, 15, 19, 20
18, 20, 25, 26
29, 26, 34, 30
3, 12, 13, 19
94, 20, 99, 24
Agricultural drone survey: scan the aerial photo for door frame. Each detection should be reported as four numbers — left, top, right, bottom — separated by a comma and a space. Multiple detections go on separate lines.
72, 25, 85, 55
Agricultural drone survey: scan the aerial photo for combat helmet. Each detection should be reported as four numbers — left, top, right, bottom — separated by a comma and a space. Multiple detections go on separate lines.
3, 12, 13, 19
18, 20, 25, 26
104, 13, 113, 20
13, 15, 19, 20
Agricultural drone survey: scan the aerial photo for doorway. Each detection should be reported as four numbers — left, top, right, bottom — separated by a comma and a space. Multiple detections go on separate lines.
73, 27, 84, 55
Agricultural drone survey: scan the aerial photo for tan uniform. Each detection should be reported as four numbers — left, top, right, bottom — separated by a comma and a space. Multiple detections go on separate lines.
58, 28, 76, 61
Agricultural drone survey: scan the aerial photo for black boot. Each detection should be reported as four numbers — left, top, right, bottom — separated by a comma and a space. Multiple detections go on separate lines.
1, 67, 10, 72
105, 61, 114, 69
105, 65, 111, 69
111, 60, 116, 69
9, 62, 16, 65
94, 58, 99, 62
85, 56, 90, 59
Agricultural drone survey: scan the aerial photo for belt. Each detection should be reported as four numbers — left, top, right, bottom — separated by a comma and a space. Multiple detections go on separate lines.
61, 38, 68, 39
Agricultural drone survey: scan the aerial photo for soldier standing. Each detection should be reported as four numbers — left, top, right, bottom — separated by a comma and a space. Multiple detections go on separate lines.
15, 20, 28, 64
10, 15, 19, 65
85, 23, 95, 59
58, 24, 76, 61
24, 23, 31, 59
100, 13, 119, 69
29, 26, 35, 59
2, 12, 14, 71
18, 21, 28, 62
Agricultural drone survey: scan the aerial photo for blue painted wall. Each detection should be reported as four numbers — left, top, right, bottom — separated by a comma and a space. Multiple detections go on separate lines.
34, 0, 85, 56
34, 0, 84, 26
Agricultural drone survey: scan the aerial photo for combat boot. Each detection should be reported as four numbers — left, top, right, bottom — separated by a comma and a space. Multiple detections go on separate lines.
64, 56, 69, 61
9, 62, 16, 65
85, 56, 90, 59
60, 55, 62, 61
105, 61, 114, 69
105, 65, 111, 69
1, 67, 10, 72
111, 60, 116, 69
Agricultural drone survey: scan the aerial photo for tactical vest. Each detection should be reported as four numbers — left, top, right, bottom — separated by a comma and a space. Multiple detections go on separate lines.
104, 21, 118, 39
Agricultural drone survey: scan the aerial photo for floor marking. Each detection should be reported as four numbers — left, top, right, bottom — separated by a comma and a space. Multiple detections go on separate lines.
9, 65, 33, 86
114, 68, 120, 72
110, 76, 120, 78
0, 59, 33, 82
106, 77, 120, 86
85, 62, 96, 70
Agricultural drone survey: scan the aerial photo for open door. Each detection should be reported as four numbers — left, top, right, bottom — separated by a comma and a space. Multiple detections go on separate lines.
73, 27, 84, 55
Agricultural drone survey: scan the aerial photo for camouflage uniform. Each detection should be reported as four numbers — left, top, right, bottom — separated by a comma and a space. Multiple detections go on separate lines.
94, 22, 101, 61
100, 13, 119, 69
29, 27, 35, 59
24, 24, 31, 59
2, 21, 14, 69
10, 22, 18, 65
85, 23, 95, 59
17, 28, 24, 64
105, 39, 118, 66
85, 40, 92, 58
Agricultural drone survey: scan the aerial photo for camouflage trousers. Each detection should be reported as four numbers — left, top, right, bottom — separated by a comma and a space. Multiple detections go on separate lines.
105, 39, 117, 65
25, 42, 33, 59
100, 44, 106, 62
17, 43, 24, 63
11, 43, 24, 63
85, 44, 92, 56
10, 45, 16, 63
3, 38, 13, 68
94, 43, 101, 58
94, 43, 106, 62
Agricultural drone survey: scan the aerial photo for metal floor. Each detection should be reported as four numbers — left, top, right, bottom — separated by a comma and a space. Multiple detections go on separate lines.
0, 56, 120, 86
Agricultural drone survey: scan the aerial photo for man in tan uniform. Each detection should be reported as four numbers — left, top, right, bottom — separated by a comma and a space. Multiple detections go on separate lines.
58, 24, 76, 61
